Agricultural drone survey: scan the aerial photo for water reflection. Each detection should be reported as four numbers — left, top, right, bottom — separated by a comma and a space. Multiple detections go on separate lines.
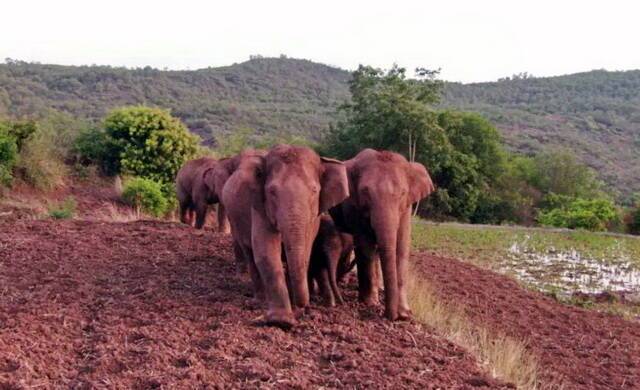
502, 236, 640, 295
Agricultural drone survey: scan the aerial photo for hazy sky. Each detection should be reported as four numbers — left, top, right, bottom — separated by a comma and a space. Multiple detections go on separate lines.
2, 0, 639, 82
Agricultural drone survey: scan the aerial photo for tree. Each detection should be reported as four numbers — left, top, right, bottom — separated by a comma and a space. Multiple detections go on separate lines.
323, 65, 509, 221
531, 149, 604, 198
103, 106, 199, 188
323, 64, 445, 165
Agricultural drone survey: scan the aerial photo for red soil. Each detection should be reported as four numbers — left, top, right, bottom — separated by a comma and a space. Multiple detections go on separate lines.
413, 253, 640, 390
0, 220, 505, 389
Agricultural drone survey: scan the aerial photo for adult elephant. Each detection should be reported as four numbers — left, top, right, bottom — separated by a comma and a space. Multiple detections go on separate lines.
220, 149, 267, 294
330, 149, 435, 321
175, 157, 231, 232
229, 145, 349, 328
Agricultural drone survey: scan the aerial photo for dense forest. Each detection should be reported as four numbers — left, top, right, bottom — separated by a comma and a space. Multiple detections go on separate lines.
1, 57, 639, 197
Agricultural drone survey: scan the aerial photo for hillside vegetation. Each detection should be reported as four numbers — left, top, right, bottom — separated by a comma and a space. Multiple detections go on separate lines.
0, 57, 350, 143
1, 58, 639, 196
443, 71, 640, 198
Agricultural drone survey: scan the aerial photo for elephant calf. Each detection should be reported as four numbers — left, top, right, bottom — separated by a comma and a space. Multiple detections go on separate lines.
308, 214, 354, 307
175, 157, 231, 232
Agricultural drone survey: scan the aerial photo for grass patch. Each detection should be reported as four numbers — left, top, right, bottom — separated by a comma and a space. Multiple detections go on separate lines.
407, 268, 540, 389
412, 221, 640, 267
48, 197, 77, 219
93, 203, 148, 223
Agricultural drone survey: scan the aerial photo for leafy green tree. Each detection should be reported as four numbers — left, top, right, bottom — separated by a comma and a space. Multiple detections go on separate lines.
531, 149, 604, 199
0, 129, 18, 187
0, 120, 37, 151
538, 198, 619, 231
324, 65, 511, 221
103, 106, 199, 187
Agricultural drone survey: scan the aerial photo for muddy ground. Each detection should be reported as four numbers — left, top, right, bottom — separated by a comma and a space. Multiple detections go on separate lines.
0, 220, 505, 389
414, 254, 640, 389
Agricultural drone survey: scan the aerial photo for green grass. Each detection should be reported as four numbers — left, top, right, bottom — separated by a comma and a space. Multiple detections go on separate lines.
412, 220, 640, 266
412, 220, 640, 319
48, 197, 77, 220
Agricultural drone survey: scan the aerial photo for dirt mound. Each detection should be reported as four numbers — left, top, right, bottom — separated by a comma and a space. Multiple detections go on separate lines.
413, 253, 640, 389
0, 220, 503, 389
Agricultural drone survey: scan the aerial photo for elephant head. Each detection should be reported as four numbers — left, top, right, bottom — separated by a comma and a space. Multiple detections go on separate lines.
250, 145, 349, 327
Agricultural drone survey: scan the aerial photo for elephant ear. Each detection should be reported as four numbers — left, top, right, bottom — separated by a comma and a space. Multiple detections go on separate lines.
249, 156, 267, 215
212, 158, 235, 197
406, 162, 435, 206
319, 157, 349, 213
202, 167, 219, 202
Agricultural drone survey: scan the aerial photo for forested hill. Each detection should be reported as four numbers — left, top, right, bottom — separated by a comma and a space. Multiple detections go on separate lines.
443, 70, 640, 196
0, 57, 351, 143
1, 58, 639, 195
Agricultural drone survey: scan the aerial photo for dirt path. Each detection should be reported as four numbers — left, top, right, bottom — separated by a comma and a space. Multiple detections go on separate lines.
412, 253, 640, 389
0, 220, 503, 389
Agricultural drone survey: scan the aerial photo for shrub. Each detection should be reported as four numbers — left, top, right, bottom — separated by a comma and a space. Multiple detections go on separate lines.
73, 127, 119, 175
17, 128, 68, 189
103, 106, 199, 186
0, 130, 18, 187
538, 197, 619, 231
48, 197, 77, 219
121, 177, 168, 217
626, 208, 640, 235
0, 120, 37, 151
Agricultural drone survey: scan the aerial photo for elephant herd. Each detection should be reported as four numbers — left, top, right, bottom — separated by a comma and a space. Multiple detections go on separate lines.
175, 145, 435, 328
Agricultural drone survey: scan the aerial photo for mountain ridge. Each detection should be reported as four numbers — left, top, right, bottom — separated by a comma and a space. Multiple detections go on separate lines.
1, 58, 638, 196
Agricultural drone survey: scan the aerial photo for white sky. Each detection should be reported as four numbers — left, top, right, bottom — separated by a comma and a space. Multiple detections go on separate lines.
2, 0, 639, 83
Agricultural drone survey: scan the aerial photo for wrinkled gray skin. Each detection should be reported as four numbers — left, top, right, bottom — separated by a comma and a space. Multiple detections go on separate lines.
236, 145, 349, 328
308, 214, 354, 307
175, 157, 230, 232
330, 149, 435, 321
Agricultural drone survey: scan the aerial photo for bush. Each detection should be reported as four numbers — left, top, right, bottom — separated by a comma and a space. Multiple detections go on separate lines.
17, 127, 68, 189
0, 120, 37, 151
121, 177, 168, 217
48, 196, 77, 219
538, 197, 619, 231
0, 129, 18, 186
626, 207, 640, 235
73, 127, 119, 175
103, 106, 199, 186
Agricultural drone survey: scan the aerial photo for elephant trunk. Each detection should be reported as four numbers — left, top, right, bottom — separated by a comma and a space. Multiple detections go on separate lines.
280, 215, 313, 309
370, 207, 400, 320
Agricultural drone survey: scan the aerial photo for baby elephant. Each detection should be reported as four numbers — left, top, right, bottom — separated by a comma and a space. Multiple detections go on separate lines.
308, 214, 354, 307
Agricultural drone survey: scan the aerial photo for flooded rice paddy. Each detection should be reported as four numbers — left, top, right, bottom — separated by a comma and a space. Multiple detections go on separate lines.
503, 235, 640, 295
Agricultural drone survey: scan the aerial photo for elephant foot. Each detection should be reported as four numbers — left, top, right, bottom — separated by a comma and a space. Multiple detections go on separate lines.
398, 308, 413, 321
264, 309, 297, 330
384, 309, 399, 321
322, 298, 336, 308
359, 291, 379, 306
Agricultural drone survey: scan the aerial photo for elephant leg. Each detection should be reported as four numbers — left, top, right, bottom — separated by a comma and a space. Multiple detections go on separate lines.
354, 236, 379, 306
307, 266, 320, 297
318, 267, 335, 307
194, 202, 208, 229
326, 247, 343, 305
217, 203, 231, 234
251, 210, 295, 328
244, 247, 264, 301
233, 240, 248, 274
179, 200, 190, 225
396, 207, 413, 320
